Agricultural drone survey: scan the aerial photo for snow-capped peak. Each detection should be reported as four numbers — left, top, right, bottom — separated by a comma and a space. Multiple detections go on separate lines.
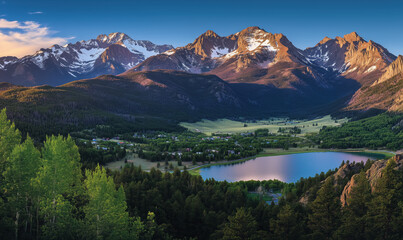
97, 32, 131, 44
242, 28, 278, 52
1, 32, 174, 81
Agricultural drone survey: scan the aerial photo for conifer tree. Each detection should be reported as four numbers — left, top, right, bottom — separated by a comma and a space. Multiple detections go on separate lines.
336, 171, 371, 239
308, 176, 340, 239
222, 207, 259, 240
366, 159, 402, 239
271, 204, 303, 240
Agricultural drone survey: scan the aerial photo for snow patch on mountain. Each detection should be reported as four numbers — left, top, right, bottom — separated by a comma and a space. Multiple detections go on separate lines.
76, 48, 104, 62
121, 39, 160, 59
211, 47, 230, 58
244, 30, 278, 52
365, 65, 377, 73
163, 49, 176, 55
0, 32, 174, 77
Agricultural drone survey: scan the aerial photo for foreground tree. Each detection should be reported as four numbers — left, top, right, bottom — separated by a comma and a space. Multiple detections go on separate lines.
221, 207, 259, 240
366, 159, 403, 239
308, 176, 341, 239
271, 204, 303, 240
34, 135, 82, 239
336, 171, 372, 239
84, 165, 140, 239
0, 108, 21, 172
3, 136, 41, 239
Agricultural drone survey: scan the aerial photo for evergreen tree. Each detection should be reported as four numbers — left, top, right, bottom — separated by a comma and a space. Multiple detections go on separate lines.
308, 176, 341, 240
336, 171, 371, 239
222, 207, 259, 240
366, 159, 402, 240
271, 204, 303, 240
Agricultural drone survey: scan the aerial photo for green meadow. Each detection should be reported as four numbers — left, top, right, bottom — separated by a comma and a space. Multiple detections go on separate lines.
180, 115, 348, 136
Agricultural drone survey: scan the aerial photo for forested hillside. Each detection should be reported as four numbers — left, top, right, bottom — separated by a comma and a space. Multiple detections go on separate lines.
1, 108, 403, 239
316, 113, 403, 150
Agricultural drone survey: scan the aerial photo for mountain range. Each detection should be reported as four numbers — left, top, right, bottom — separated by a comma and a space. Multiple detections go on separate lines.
0, 26, 402, 134
0, 33, 173, 86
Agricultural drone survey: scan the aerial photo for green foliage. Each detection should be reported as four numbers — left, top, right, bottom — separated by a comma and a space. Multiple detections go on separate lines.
336, 172, 372, 239
270, 204, 303, 240
84, 165, 137, 239
254, 128, 269, 137
221, 207, 259, 240
2, 109, 403, 239
317, 113, 403, 150
308, 176, 341, 239
34, 135, 83, 239
3, 136, 41, 239
0, 108, 21, 171
36, 135, 82, 198
365, 159, 403, 239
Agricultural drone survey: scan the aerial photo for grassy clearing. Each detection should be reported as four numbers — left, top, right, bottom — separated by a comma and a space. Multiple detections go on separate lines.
247, 192, 273, 202
106, 152, 200, 172
180, 115, 348, 136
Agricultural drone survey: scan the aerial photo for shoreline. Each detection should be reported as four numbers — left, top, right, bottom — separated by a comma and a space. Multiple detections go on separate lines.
187, 148, 395, 175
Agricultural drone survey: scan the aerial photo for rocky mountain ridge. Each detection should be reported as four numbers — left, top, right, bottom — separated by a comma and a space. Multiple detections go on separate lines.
0, 32, 173, 86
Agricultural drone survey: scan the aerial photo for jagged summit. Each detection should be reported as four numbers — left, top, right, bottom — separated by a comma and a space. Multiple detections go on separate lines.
96, 32, 131, 43
0, 32, 174, 86
130, 26, 319, 88
304, 32, 396, 86
343, 31, 364, 42
319, 36, 332, 45
200, 30, 220, 38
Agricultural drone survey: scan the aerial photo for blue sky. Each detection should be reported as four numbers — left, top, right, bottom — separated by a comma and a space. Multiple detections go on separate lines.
1, 0, 402, 57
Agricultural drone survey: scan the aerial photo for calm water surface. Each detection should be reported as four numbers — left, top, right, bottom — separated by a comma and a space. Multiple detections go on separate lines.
200, 152, 383, 183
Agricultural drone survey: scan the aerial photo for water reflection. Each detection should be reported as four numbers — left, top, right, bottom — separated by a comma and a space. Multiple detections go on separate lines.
200, 152, 381, 183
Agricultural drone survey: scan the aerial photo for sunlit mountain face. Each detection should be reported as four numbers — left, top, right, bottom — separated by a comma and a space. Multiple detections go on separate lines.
0, 32, 173, 86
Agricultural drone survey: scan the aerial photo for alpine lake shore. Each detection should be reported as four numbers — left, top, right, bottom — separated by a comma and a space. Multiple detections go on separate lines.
92, 115, 396, 182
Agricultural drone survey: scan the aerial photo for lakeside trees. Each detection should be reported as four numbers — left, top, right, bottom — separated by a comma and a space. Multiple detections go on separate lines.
1, 108, 403, 239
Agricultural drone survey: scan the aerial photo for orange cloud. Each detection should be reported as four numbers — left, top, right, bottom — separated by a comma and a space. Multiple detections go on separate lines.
0, 18, 70, 58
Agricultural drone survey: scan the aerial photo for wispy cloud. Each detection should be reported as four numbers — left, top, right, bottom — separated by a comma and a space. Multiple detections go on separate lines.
28, 11, 43, 15
0, 18, 70, 58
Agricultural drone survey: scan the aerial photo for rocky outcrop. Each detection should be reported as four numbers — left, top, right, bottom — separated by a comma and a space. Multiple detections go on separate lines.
373, 55, 403, 85
346, 56, 403, 112
333, 161, 364, 183
340, 154, 403, 206
299, 162, 363, 205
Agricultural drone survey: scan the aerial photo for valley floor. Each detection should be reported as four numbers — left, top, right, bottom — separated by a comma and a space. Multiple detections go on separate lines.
180, 115, 348, 136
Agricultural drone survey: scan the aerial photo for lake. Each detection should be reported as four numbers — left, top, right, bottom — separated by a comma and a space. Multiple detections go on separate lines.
199, 152, 385, 183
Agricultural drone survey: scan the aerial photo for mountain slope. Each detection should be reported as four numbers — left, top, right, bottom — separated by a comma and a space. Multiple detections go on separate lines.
0, 67, 360, 137
304, 32, 396, 86
346, 56, 403, 112
0, 70, 248, 136
0, 33, 173, 86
